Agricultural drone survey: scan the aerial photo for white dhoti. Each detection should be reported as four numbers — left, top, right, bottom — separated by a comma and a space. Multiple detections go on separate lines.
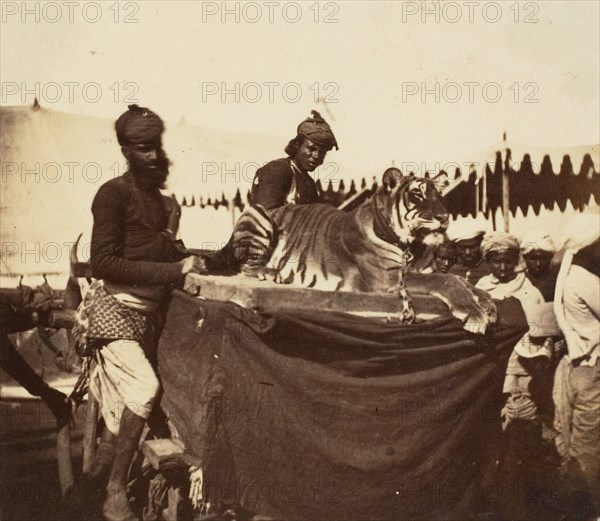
89, 339, 160, 435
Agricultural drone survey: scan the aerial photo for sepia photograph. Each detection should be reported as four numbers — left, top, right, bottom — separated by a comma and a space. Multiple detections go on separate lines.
1, 1, 599, 520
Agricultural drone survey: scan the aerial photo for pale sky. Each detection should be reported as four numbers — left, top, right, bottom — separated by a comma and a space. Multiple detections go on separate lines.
2, 0, 599, 173
1, 0, 599, 281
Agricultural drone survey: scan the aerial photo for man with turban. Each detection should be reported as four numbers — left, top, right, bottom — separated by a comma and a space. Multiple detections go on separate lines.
446, 219, 490, 284
81, 105, 195, 521
250, 110, 338, 209
475, 231, 544, 309
521, 231, 558, 302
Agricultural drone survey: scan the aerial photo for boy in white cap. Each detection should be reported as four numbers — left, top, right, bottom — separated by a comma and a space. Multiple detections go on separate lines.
475, 231, 544, 309
521, 231, 558, 302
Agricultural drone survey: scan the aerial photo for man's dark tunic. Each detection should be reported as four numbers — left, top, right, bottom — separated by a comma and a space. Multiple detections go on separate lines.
90, 172, 185, 285
250, 158, 318, 209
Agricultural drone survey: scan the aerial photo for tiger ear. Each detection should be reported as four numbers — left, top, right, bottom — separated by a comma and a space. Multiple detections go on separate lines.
432, 171, 449, 191
382, 168, 404, 192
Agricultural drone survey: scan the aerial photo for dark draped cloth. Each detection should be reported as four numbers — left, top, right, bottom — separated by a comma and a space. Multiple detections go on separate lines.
158, 291, 528, 521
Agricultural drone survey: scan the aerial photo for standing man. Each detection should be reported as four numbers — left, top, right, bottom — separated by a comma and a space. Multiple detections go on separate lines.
553, 233, 600, 519
250, 110, 338, 209
84, 104, 194, 521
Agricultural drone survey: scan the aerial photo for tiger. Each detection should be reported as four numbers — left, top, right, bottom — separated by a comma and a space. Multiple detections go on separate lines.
197, 168, 496, 333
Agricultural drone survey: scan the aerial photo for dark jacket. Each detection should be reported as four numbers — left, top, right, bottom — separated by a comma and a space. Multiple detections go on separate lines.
90, 172, 185, 285
250, 158, 318, 210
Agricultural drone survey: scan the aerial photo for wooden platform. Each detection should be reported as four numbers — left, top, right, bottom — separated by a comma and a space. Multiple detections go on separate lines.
141, 438, 187, 471
42, 271, 453, 324
184, 273, 451, 320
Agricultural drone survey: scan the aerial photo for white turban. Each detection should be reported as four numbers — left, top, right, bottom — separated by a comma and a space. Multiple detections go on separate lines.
446, 219, 486, 242
480, 231, 526, 272
481, 232, 520, 258
520, 231, 556, 256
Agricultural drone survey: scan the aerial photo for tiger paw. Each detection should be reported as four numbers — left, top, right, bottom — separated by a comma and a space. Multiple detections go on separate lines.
471, 285, 498, 325
406, 272, 496, 334
241, 265, 278, 281
430, 274, 497, 334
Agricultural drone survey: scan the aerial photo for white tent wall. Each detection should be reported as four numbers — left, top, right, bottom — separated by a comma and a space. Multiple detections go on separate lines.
1, 107, 120, 286
2, 105, 599, 288
178, 205, 237, 252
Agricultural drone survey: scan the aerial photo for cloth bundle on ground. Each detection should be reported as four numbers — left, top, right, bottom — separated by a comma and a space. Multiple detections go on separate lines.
158, 291, 527, 521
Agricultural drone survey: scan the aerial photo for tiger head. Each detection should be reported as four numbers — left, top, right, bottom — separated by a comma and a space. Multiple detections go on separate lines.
371, 168, 449, 247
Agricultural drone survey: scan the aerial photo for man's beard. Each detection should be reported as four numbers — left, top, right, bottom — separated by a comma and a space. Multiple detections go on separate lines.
130, 153, 171, 189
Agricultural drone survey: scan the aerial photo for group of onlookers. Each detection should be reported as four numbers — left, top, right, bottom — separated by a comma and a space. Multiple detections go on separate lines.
432, 221, 557, 299
432, 219, 599, 520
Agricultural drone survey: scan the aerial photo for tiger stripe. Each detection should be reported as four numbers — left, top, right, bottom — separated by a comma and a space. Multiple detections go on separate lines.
221, 172, 449, 303
201, 170, 496, 332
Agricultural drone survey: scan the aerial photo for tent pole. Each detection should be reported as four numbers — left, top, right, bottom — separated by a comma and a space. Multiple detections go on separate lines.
483, 162, 487, 217
502, 134, 510, 232
474, 167, 479, 218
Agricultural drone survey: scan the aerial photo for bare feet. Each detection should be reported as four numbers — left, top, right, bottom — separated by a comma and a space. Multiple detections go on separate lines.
102, 485, 138, 521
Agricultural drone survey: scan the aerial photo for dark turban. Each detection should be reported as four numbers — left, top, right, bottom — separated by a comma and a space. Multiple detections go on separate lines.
115, 104, 165, 146
297, 110, 338, 150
